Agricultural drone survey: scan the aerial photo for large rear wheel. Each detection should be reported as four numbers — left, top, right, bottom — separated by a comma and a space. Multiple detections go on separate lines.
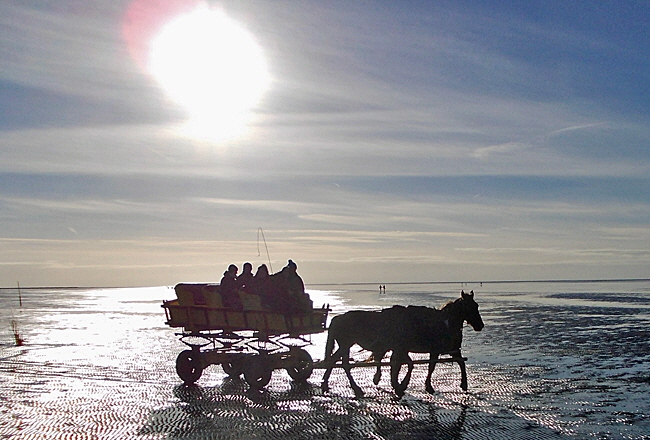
285, 348, 313, 382
176, 350, 203, 385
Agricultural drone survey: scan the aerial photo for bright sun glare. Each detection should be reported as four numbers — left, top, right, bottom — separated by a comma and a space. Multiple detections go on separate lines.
148, 5, 270, 141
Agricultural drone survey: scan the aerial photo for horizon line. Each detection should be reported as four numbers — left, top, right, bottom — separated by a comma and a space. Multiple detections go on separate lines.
308, 278, 650, 287
1, 278, 649, 290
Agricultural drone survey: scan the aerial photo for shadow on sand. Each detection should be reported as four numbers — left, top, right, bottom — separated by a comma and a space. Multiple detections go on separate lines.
139, 378, 467, 440
139, 377, 573, 440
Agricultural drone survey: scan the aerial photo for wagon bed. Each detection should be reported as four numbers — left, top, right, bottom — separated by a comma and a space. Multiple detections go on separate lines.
162, 283, 328, 337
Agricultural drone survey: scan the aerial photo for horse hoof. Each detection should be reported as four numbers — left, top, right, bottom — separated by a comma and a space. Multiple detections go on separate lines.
373, 374, 381, 385
353, 388, 365, 398
461, 383, 468, 391
392, 383, 407, 398
425, 386, 435, 395
321, 383, 329, 393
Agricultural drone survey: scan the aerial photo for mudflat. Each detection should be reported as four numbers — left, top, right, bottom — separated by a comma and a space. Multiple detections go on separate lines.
2, 283, 649, 439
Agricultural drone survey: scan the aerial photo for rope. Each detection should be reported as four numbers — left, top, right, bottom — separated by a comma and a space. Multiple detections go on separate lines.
257, 228, 273, 273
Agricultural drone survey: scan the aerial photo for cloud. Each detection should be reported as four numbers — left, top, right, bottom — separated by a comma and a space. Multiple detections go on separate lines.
1, 3, 153, 102
472, 122, 608, 159
456, 246, 650, 264
548, 122, 608, 136
597, 227, 650, 241
472, 142, 527, 159
1, 1, 649, 285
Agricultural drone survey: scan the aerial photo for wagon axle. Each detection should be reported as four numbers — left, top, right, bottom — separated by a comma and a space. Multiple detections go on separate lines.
174, 344, 314, 389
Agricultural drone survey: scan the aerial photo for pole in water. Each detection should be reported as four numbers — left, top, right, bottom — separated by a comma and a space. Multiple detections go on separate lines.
17, 281, 22, 307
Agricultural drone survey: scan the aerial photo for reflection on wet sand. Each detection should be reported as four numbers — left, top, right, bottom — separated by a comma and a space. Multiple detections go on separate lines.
139, 374, 573, 440
3, 283, 650, 439
140, 381, 468, 440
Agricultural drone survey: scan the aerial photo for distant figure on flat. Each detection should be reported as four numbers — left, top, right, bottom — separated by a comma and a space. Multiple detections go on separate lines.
321, 290, 484, 398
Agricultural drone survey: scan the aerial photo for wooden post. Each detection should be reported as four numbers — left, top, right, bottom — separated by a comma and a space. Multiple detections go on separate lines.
17, 281, 22, 307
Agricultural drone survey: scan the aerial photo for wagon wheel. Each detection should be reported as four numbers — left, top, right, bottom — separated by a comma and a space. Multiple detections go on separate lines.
243, 356, 272, 389
285, 348, 313, 382
176, 350, 203, 385
222, 358, 244, 378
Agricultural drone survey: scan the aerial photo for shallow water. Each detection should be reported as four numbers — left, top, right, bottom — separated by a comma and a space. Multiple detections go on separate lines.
1, 281, 649, 439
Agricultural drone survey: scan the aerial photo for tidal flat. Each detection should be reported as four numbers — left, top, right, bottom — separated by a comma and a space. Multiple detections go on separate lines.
1, 281, 649, 439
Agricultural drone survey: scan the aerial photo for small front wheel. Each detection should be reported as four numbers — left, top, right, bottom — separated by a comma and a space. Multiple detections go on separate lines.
285, 348, 313, 382
244, 356, 272, 389
176, 350, 203, 385
222, 359, 244, 378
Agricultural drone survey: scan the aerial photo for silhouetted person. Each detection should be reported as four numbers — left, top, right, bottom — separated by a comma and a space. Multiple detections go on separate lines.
269, 260, 311, 313
285, 259, 305, 296
237, 262, 254, 293
253, 264, 274, 308
220, 264, 242, 310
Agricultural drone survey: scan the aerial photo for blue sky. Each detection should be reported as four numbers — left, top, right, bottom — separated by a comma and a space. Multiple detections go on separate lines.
1, 0, 649, 286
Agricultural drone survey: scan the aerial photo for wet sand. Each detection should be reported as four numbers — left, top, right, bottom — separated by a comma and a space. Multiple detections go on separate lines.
1, 283, 649, 439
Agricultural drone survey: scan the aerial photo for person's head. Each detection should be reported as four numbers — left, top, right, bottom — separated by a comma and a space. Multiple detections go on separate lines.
243, 262, 252, 273
227, 264, 238, 274
256, 264, 268, 277
287, 259, 297, 271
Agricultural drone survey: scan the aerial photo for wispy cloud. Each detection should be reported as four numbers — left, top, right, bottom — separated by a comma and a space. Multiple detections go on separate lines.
1, 1, 649, 285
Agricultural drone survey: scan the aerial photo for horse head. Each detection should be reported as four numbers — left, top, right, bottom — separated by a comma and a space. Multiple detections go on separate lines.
460, 290, 484, 331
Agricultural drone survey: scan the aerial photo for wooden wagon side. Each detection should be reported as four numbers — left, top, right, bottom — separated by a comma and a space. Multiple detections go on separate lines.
162, 283, 328, 337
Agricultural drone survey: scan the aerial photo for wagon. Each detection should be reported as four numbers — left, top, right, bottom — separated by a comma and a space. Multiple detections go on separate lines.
162, 283, 330, 389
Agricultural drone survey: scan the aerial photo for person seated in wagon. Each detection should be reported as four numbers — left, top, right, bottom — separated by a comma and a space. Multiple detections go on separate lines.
217, 260, 312, 313
269, 260, 313, 314
236, 262, 254, 293
252, 264, 274, 307
247, 260, 312, 314
219, 264, 243, 310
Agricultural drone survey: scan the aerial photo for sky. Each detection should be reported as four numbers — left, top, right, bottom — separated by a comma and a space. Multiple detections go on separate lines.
1, 0, 649, 287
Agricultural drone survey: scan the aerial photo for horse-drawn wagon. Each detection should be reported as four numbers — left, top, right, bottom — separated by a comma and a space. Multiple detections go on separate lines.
163, 283, 483, 397
162, 282, 329, 389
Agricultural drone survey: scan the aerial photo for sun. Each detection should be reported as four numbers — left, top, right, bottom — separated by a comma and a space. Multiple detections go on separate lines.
138, 3, 270, 141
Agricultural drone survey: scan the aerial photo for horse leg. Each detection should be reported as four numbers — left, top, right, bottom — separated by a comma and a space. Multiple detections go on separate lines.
372, 350, 386, 385
425, 353, 440, 394
342, 350, 364, 398
390, 350, 413, 398
401, 354, 414, 392
321, 346, 343, 392
321, 367, 332, 392
455, 350, 468, 391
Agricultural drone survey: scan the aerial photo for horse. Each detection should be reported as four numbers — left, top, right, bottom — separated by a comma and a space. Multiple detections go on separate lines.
320, 290, 484, 398
320, 309, 391, 397
384, 290, 484, 397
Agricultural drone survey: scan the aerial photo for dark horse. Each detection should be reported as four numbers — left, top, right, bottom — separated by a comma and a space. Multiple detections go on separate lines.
321, 290, 484, 397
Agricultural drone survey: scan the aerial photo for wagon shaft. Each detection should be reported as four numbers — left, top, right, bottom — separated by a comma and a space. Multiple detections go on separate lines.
314, 356, 468, 370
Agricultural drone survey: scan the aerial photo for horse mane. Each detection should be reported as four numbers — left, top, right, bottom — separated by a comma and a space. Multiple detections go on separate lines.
439, 297, 462, 312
